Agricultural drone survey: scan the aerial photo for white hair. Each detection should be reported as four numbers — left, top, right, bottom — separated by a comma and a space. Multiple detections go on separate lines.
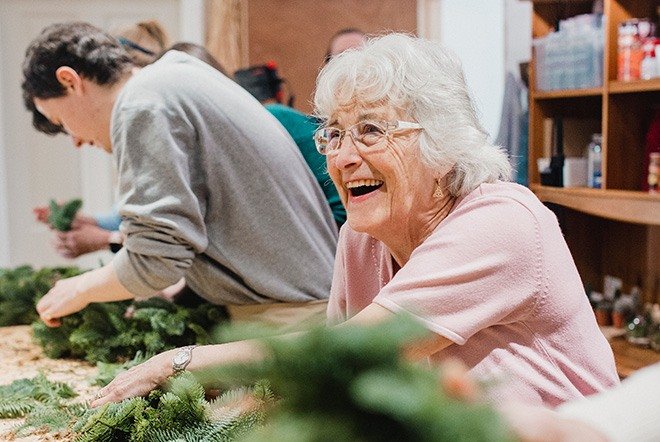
314, 33, 511, 196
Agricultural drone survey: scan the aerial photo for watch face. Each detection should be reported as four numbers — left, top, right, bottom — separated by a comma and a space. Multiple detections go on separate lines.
173, 352, 188, 365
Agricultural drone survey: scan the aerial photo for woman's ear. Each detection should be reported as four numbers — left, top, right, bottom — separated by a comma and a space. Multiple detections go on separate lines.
55, 67, 83, 94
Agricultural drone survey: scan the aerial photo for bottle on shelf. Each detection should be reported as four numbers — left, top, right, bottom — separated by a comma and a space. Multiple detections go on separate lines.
648, 152, 660, 192
640, 51, 656, 79
640, 38, 657, 80
587, 133, 602, 189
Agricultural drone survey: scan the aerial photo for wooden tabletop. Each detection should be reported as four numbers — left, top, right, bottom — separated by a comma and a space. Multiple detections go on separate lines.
607, 336, 660, 379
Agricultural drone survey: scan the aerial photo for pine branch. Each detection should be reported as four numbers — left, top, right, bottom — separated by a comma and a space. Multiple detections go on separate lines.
73, 373, 271, 442
32, 293, 228, 364
48, 198, 83, 231
207, 316, 513, 442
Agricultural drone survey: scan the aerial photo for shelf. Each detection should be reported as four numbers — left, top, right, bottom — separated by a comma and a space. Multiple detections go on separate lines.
532, 87, 602, 100
609, 79, 660, 94
530, 185, 660, 225
526, 0, 593, 4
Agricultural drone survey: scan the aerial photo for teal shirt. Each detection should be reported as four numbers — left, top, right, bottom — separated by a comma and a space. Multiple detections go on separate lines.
266, 103, 346, 227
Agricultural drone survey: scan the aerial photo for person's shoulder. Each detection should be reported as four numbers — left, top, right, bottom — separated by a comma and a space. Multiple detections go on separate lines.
267, 104, 314, 123
266, 104, 318, 136
458, 181, 547, 216
439, 181, 549, 247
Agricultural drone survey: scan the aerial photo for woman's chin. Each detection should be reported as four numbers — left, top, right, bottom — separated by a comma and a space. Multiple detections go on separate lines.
346, 211, 388, 236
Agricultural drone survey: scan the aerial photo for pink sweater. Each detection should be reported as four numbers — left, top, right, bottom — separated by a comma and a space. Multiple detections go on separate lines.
328, 182, 619, 407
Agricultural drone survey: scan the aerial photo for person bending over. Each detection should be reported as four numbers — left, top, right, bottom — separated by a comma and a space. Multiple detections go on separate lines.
23, 22, 337, 330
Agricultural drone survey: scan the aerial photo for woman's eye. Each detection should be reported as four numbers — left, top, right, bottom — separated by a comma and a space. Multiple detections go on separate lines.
327, 129, 341, 141
360, 123, 384, 135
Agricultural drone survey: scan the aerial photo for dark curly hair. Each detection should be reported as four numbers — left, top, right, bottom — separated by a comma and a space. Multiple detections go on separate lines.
22, 21, 134, 135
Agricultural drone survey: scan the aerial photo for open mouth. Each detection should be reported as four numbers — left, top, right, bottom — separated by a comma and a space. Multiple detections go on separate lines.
346, 179, 384, 197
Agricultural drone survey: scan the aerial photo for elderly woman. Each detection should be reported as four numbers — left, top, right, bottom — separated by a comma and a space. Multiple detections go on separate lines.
93, 34, 618, 409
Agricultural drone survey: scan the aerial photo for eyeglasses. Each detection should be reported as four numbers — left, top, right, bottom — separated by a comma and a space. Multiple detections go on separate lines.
314, 120, 423, 155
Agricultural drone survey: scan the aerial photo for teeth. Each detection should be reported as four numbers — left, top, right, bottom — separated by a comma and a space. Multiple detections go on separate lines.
345, 179, 384, 189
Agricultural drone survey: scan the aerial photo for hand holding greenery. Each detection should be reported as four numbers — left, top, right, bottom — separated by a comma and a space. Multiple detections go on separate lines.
0, 265, 82, 326
48, 198, 83, 231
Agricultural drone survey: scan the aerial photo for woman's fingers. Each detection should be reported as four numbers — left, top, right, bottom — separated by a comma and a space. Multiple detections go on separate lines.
90, 352, 172, 407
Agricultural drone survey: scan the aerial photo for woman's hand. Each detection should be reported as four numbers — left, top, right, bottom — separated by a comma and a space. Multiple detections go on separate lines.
91, 350, 175, 407
36, 273, 92, 327
438, 360, 607, 441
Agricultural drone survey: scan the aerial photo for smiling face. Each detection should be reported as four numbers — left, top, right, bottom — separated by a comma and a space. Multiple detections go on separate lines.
326, 103, 441, 244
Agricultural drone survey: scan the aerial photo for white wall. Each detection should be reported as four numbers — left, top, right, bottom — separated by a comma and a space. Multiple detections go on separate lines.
438, 0, 505, 141
505, 0, 533, 80
418, 0, 531, 141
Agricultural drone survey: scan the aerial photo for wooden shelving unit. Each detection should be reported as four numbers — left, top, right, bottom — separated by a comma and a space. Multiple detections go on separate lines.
533, 87, 603, 100
529, 0, 660, 305
609, 78, 660, 94
531, 185, 660, 225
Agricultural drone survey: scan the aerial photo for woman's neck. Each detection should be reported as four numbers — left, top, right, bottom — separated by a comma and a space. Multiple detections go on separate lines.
383, 194, 457, 267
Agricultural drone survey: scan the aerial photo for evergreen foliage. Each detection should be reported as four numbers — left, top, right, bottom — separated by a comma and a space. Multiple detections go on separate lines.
32, 296, 228, 363
0, 375, 88, 438
0, 265, 81, 326
0, 374, 79, 429
48, 198, 83, 231
73, 372, 272, 442
207, 316, 514, 442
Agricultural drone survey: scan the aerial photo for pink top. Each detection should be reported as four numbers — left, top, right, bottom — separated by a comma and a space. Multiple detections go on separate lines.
328, 182, 619, 407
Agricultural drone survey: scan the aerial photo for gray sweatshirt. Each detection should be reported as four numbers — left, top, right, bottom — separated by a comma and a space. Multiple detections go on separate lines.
111, 51, 338, 305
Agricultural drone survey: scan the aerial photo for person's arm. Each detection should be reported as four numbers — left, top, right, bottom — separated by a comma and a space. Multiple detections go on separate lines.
111, 103, 208, 300
91, 302, 452, 407
36, 262, 135, 327
51, 224, 116, 258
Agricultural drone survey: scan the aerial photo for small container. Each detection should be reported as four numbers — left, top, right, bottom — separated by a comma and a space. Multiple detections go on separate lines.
641, 53, 656, 79
618, 19, 656, 81
563, 157, 588, 187
595, 298, 613, 326
612, 311, 626, 328
587, 134, 603, 188
648, 152, 660, 192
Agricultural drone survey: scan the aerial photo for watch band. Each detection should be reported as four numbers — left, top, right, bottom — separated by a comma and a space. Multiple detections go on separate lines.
172, 345, 197, 374
108, 231, 123, 253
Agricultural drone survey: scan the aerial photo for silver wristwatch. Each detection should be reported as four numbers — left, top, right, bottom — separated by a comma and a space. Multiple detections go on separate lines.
172, 345, 196, 374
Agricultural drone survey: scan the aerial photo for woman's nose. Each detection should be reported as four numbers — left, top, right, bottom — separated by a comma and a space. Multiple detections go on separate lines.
330, 134, 362, 170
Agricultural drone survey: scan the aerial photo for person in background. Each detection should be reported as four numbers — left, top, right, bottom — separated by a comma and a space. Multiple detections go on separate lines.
33, 20, 171, 258
166, 42, 228, 76
113, 20, 169, 67
324, 28, 367, 63
24, 22, 337, 331
235, 63, 346, 227
92, 33, 618, 411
